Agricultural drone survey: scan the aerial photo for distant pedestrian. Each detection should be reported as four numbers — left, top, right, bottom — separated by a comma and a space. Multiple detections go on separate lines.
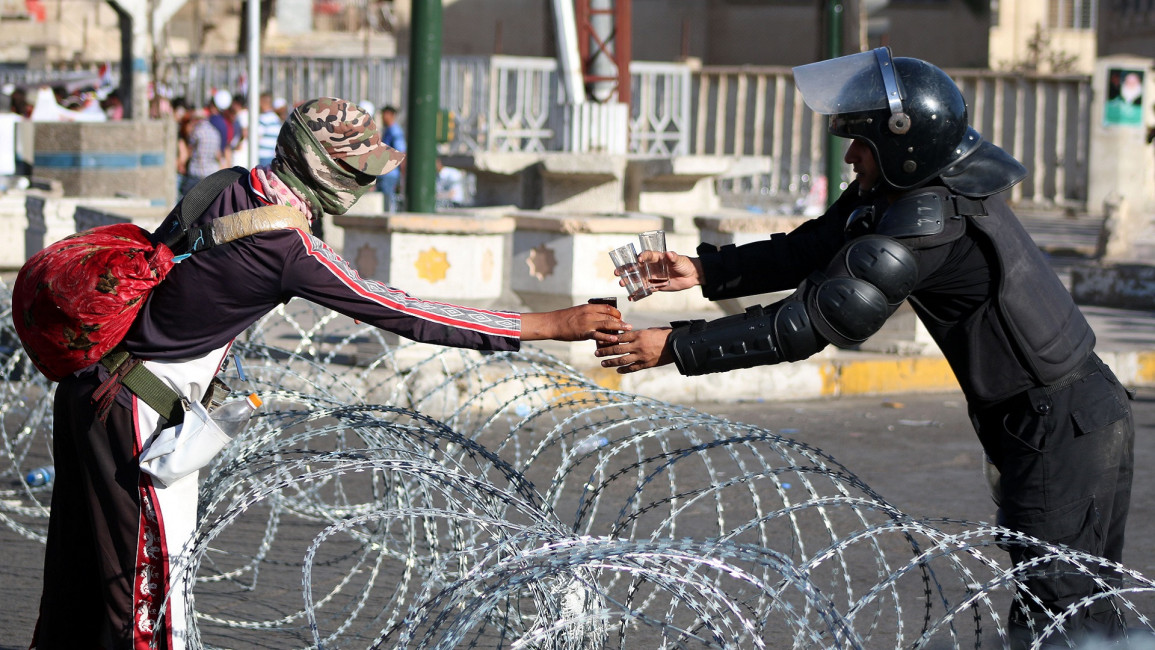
256, 92, 281, 166
435, 158, 466, 208
207, 89, 234, 162
230, 94, 249, 167
375, 105, 406, 211
272, 96, 289, 121
181, 108, 225, 197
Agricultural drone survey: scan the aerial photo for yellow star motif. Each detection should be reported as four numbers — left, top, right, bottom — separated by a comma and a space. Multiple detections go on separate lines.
415, 247, 450, 283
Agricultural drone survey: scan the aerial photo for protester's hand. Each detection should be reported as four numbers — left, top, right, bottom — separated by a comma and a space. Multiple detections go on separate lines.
521, 304, 630, 342
594, 327, 674, 373
617, 251, 702, 293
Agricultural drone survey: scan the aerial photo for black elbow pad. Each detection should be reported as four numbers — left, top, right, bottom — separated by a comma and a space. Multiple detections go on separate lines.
810, 235, 918, 347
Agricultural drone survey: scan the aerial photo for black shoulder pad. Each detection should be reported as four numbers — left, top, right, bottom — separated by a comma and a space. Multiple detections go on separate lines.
875, 191, 945, 239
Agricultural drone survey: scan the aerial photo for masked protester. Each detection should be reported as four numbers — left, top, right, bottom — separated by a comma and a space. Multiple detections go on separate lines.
597, 50, 1135, 648
32, 97, 627, 650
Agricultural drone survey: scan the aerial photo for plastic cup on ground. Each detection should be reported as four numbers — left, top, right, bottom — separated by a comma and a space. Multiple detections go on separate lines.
609, 243, 652, 301
637, 230, 668, 290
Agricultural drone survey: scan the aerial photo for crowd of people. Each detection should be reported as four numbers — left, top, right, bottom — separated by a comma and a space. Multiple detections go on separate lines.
3, 84, 125, 122
169, 89, 289, 197
4, 80, 471, 210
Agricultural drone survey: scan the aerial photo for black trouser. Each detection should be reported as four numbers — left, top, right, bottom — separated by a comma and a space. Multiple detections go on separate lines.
34, 371, 164, 649
970, 355, 1134, 638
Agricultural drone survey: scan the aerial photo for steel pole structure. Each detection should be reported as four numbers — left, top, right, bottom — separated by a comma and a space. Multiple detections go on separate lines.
247, 0, 260, 167
824, 0, 844, 202
405, 0, 441, 214
575, 0, 631, 104
552, 0, 586, 104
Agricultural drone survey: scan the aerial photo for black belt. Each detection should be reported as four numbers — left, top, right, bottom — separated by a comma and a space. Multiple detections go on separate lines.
1042, 354, 1102, 395
1023, 354, 1103, 415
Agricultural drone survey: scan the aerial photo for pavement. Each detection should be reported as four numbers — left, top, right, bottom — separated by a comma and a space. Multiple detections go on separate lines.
1, 208, 1153, 648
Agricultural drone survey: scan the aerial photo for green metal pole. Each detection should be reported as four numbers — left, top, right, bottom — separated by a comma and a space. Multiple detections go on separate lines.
824, 0, 844, 203
406, 0, 442, 213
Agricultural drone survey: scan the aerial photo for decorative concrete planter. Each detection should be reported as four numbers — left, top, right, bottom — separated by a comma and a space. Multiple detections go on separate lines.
335, 212, 515, 308
73, 205, 169, 233
31, 120, 177, 206
442, 152, 629, 214
17, 192, 153, 265
537, 153, 627, 214
624, 156, 733, 231
509, 211, 663, 313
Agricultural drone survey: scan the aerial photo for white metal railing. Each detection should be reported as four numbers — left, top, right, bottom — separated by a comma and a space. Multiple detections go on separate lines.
9, 56, 1092, 208
488, 55, 557, 153
629, 61, 691, 156
951, 70, 1092, 207
693, 65, 1092, 208
158, 56, 696, 156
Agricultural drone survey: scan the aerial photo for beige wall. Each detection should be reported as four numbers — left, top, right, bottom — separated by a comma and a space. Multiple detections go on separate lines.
878, 3, 990, 69
0, 1, 122, 63
989, 0, 1096, 73
3, 0, 994, 69
394, 0, 552, 57
394, 0, 988, 68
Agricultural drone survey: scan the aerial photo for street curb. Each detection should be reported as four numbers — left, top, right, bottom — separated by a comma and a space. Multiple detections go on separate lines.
580, 349, 1155, 402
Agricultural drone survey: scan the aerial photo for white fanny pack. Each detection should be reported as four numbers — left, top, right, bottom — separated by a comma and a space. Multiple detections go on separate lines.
139, 400, 232, 488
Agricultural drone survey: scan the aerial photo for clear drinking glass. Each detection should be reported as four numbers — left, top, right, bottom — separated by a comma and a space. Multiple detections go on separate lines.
637, 230, 668, 289
609, 243, 653, 301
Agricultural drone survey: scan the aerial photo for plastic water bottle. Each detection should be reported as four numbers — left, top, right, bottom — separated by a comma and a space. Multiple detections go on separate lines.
573, 435, 609, 455
25, 465, 55, 487
211, 393, 263, 437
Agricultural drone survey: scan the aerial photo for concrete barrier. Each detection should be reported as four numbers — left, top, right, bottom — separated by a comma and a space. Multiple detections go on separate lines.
335, 212, 516, 308
1070, 264, 1155, 310
625, 156, 730, 231
31, 120, 177, 206
509, 211, 663, 313
5, 187, 152, 269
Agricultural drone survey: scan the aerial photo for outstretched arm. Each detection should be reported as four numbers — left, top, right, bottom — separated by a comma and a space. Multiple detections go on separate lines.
599, 234, 919, 375
521, 303, 630, 343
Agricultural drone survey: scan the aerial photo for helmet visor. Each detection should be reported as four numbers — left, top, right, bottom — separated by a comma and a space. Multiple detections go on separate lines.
793, 49, 894, 115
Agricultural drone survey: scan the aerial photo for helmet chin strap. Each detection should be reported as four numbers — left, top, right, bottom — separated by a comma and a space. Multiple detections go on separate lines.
873, 48, 911, 135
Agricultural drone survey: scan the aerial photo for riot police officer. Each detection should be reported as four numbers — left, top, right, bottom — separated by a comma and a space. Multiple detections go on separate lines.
597, 48, 1136, 647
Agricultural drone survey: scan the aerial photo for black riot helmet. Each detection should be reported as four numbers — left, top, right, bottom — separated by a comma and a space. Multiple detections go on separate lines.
794, 48, 999, 192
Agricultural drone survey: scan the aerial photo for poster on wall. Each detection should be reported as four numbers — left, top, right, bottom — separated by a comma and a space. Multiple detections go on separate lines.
1104, 68, 1144, 127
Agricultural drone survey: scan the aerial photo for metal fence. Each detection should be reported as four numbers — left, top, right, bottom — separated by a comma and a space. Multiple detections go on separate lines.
6, 56, 1093, 209
693, 65, 1092, 208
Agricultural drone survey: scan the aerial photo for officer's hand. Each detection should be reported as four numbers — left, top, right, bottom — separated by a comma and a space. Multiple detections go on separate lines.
521, 304, 630, 342
615, 251, 702, 294
594, 327, 674, 373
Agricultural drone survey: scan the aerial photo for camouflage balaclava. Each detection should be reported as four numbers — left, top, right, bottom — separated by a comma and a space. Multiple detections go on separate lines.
271, 98, 404, 216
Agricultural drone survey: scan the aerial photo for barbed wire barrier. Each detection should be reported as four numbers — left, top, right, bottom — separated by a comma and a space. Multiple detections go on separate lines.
2, 283, 1154, 648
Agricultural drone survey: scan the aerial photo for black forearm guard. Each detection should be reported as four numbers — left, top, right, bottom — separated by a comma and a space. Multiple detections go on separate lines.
669, 234, 919, 377
669, 296, 826, 376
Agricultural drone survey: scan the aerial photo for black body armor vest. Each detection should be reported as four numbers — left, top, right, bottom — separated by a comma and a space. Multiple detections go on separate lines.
910, 194, 1094, 404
